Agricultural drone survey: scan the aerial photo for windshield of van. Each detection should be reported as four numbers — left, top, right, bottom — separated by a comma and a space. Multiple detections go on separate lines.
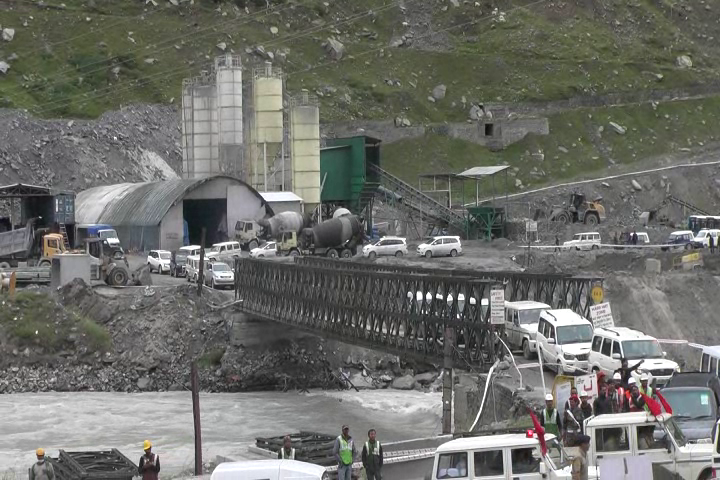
661, 388, 716, 420
572, 234, 582, 241
546, 437, 570, 470
518, 308, 544, 325
556, 324, 593, 345
99, 229, 118, 239
210, 246, 221, 253
664, 417, 687, 448
621, 339, 663, 360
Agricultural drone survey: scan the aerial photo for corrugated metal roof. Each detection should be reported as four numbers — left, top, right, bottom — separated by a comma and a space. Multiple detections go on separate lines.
76, 176, 268, 227
261, 191, 303, 203
458, 166, 510, 178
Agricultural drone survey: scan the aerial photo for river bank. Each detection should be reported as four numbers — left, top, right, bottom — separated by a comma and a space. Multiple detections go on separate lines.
0, 390, 442, 476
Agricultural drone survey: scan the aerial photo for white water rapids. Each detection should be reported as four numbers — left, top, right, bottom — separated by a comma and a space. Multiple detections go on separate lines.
0, 390, 441, 475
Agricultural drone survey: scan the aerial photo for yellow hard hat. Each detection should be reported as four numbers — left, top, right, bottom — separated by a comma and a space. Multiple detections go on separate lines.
36, 448, 45, 457
143, 440, 152, 451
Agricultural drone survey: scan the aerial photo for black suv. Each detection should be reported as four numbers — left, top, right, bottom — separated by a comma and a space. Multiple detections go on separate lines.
661, 231, 694, 251
660, 373, 720, 442
170, 250, 189, 277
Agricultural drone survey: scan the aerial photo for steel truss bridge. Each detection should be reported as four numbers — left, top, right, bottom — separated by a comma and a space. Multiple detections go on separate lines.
233, 257, 603, 369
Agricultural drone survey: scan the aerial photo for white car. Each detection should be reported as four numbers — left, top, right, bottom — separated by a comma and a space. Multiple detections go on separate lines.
504, 300, 551, 359
692, 229, 720, 249
207, 241, 243, 262
147, 249, 171, 274
563, 232, 601, 251
588, 327, 680, 388
203, 261, 235, 289
363, 236, 408, 258
211, 460, 328, 480
536, 309, 593, 374
250, 242, 277, 258
417, 236, 462, 258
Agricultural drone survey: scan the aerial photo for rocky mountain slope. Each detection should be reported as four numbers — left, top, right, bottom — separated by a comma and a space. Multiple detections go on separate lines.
1, 0, 720, 192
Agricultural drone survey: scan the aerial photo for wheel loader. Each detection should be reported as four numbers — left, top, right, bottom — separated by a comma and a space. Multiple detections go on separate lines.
546, 193, 606, 226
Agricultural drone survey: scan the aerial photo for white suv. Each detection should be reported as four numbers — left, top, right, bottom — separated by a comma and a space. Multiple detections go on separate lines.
536, 309, 593, 374
363, 236, 408, 258
504, 300, 551, 359
588, 327, 680, 388
206, 241, 243, 262
417, 236, 462, 258
563, 232, 601, 251
147, 249, 171, 274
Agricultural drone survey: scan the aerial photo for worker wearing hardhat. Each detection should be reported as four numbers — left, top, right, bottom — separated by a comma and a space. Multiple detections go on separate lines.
624, 378, 646, 412
540, 393, 562, 437
639, 373, 654, 412
29, 448, 55, 480
138, 440, 161, 480
611, 372, 625, 413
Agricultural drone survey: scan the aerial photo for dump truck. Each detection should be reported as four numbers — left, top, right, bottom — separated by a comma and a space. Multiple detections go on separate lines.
0, 218, 129, 286
276, 215, 365, 258
545, 192, 606, 226
0, 218, 64, 268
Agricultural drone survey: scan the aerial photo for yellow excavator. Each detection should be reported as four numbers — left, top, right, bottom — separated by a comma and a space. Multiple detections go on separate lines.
546, 193, 606, 226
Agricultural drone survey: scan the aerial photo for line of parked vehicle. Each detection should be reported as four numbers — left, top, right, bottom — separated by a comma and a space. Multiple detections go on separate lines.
557, 229, 719, 251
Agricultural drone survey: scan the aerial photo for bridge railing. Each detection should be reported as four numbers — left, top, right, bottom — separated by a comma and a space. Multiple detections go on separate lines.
235, 258, 504, 368
293, 257, 603, 319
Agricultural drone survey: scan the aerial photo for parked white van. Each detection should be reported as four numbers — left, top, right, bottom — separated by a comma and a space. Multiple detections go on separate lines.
563, 232, 601, 251
700, 346, 720, 375
211, 460, 327, 480
536, 309, 593, 374
185, 254, 201, 282
504, 300, 551, 359
180, 245, 202, 257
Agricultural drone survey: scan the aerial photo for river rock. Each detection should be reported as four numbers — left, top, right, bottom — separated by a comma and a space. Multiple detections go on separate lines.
609, 122, 626, 135
349, 372, 375, 389
2, 28, 15, 42
324, 37, 345, 60
137, 376, 152, 390
0, 61, 9, 74
631, 179, 642, 191
392, 374, 416, 390
432, 84, 447, 100
414, 372, 438, 385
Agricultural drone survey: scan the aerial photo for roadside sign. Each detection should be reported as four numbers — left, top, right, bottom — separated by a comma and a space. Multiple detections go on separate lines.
591, 285, 604, 304
590, 302, 614, 329
525, 220, 538, 233
575, 373, 598, 401
490, 289, 505, 325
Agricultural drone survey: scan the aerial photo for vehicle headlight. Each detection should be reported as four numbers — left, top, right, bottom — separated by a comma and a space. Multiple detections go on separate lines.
675, 366, 681, 373
563, 353, 576, 360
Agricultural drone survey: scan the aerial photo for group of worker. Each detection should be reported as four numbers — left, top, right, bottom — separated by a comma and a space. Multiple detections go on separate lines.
540, 359, 655, 448
279, 425, 384, 480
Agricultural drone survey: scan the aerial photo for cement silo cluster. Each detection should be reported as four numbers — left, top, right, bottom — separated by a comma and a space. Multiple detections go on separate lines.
181, 54, 321, 215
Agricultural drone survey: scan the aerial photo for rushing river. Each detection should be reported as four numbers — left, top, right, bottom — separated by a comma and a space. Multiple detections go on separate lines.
0, 389, 441, 475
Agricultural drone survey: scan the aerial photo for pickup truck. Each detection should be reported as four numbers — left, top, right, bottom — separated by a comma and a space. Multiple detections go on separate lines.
584, 411, 716, 480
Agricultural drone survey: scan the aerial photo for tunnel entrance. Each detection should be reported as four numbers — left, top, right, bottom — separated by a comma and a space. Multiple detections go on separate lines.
183, 199, 227, 246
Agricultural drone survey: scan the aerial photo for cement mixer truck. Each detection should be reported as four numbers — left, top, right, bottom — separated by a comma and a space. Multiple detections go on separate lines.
276, 215, 365, 258
235, 212, 310, 250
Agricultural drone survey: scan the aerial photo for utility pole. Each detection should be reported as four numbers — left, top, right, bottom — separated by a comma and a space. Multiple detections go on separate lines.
442, 326, 455, 434
197, 227, 206, 296
191, 362, 203, 475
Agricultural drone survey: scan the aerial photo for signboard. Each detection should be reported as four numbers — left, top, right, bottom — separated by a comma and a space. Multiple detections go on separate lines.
525, 220, 538, 233
555, 379, 573, 416
490, 289, 505, 325
590, 302, 614, 329
591, 285, 604, 304
575, 373, 598, 402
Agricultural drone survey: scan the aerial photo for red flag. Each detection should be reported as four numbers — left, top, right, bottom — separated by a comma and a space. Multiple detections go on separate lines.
527, 407, 548, 456
640, 393, 663, 417
655, 390, 673, 415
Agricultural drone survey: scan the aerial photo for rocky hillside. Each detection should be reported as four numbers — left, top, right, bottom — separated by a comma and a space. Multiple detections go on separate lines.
1, 0, 720, 191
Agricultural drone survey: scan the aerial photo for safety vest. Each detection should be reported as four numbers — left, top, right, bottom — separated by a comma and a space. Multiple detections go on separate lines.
543, 409, 559, 436
280, 448, 295, 460
338, 436, 353, 465
639, 386, 653, 412
365, 441, 381, 456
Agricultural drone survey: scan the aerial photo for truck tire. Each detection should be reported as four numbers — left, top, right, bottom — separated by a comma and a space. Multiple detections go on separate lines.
289, 250, 300, 257
584, 212, 600, 226
108, 268, 128, 286
326, 249, 339, 258
248, 240, 258, 251
556, 212, 571, 224
38, 259, 51, 267
340, 249, 352, 259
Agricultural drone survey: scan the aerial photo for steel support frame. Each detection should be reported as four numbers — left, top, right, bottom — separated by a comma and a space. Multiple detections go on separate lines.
294, 257, 601, 318
235, 259, 501, 368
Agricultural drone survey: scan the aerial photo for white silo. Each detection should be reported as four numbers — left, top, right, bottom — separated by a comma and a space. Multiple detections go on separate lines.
181, 72, 219, 178
252, 62, 284, 191
181, 78, 194, 177
289, 93, 321, 213
215, 54, 244, 178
